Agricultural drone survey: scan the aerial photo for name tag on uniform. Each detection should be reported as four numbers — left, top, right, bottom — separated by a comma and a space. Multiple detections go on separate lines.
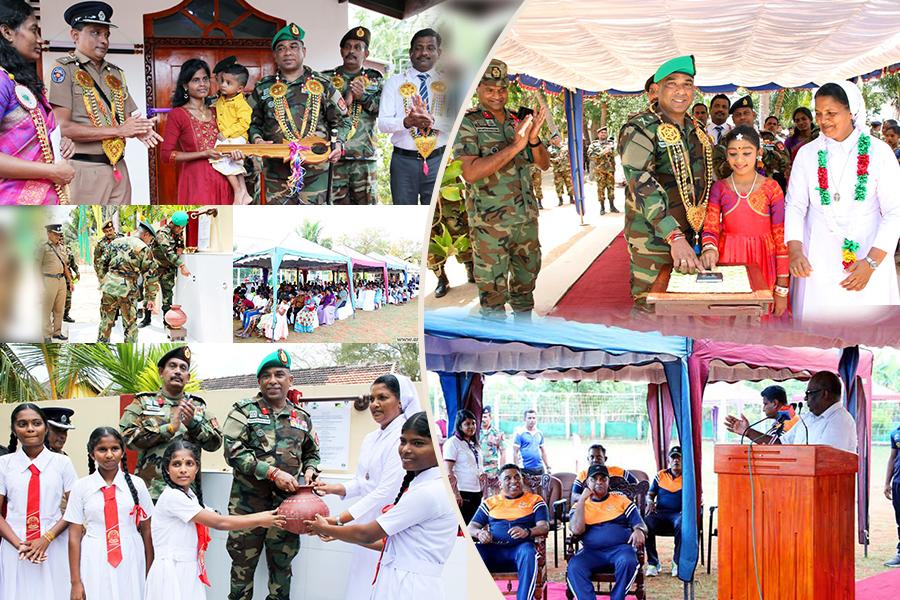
247, 417, 270, 425
476, 126, 500, 133
142, 407, 164, 416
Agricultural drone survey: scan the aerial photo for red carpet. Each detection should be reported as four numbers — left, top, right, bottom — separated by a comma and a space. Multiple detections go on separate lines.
856, 568, 900, 596
495, 580, 662, 600
550, 232, 633, 322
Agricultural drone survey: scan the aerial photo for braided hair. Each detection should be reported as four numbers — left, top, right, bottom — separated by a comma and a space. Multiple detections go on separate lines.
86, 427, 140, 510
393, 411, 432, 505
8, 403, 47, 453
160, 439, 205, 508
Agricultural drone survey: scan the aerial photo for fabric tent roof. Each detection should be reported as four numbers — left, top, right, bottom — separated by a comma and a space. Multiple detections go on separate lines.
496, 0, 900, 92
366, 251, 406, 272
386, 254, 420, 274
332, 244, 387, 271
233, 235, 352, 272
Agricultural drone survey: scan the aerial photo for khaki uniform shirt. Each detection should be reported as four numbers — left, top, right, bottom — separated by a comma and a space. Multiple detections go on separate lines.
48, 49, 138, 156
36, 240, 68, 275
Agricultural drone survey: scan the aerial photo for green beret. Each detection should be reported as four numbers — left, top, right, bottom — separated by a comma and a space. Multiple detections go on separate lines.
157, 345, 191, 369
730, 95, 753, 114
481, 58, 508, 88
341, 26, 370, 48
654, 55, 695, 83
139, 221, 156, 239
257, 349, 291, 378
171, 211, 189, 227
272, 23, 304, 51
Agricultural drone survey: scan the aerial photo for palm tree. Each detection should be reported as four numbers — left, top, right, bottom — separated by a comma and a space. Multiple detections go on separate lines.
1, 344, 203, 403
295, 219, 333, 249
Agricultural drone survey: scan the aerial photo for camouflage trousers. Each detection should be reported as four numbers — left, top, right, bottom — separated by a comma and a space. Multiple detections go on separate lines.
593, 166, 615, 202
65, 286, 73, 316
470, 216, 541, 316
553, 167, 573, 199
333, 159, 376, 205
259, 158, 332, 205
530, 169, 543, 201
97, 294, 137, 342
159, 267, 176, 314
227, 525, 299, 600
627, 243, 673, 313
428, 196, 472, 277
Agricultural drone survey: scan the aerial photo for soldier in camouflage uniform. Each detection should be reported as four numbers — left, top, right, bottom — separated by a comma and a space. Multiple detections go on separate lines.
247, 23, 350, 205
322, 27, 383, 205
63, 242, 79, 323
619, 55, 712, 312
119, 345, 222, 500
587, 126, 619, 215
530, 163, 545, 209
222, 350, 320, 600
94, 219, 123, 321
95, 221, 160, 342
140, 211, 192, 328
712, 95, 791, 180
455, 59, 550, 319
548, 139, 574, 206
428, 181, 473, 297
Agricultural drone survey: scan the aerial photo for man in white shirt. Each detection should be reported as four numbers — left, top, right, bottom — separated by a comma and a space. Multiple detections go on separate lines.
706, 94, 732, 145
724, 371, 857, 453
377, 28, 453, 205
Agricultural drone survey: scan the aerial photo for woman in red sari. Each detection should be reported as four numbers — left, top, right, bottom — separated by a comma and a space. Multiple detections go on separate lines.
701, 125, 789, 318
160, 59, 242, 205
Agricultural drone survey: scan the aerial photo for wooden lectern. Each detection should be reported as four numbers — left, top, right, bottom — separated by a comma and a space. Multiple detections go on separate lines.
714, 444, 857, 600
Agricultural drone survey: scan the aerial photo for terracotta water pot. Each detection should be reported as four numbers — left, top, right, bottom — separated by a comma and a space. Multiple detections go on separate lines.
164, 305, 187, 329
280, 486, 329, 534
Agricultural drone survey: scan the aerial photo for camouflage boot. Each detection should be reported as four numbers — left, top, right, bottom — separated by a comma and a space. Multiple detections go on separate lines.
465, 262, 475, 284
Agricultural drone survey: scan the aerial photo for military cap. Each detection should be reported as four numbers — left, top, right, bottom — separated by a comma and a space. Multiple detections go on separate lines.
272, 23, 305, 51
157, 345, 191, 369
257, 349, 291, 378
138, 221, 156, 239
654, 55, 695, 83
64, 1, 117, 28
171, 211, 189, 227
668, 445, 683, 457
598, 126, 608, 132
341, 26, 371, 48
872, 120, 883, 127
587, 464, 610, 479
44, 407, 75, 430
101, 219, 114, 230
46, 224, 62, 234
644, 75, 656, 93
480, 59, 509, 88
730, 95, 754, 114
213, 55, 237, 74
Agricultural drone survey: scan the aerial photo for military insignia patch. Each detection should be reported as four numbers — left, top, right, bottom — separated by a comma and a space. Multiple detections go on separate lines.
356, 27, 365, 38
183, 347, 191, 360
337, 97, 347, 111
290, 23, 301, 37
278, 349, 289, 366
51, 67, 66, 84
210, 417, 218, 429
776, 142, 785, 152
491, 66, 501, 78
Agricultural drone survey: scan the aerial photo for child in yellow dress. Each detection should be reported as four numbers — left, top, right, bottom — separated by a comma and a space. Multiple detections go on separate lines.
212, 59, 253, 205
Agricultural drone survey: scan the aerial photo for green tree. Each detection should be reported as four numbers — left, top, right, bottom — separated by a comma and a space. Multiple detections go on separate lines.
327, 343, 420, 380
295, 219, 333, 249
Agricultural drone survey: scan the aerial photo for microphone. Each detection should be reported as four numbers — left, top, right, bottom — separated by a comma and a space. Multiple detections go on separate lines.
740, 416, 770, 445
766, 412, 792, 444
796, 402, 810, 444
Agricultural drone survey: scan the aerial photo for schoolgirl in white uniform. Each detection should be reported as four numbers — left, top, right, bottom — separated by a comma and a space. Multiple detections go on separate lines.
65, 426, 155, 600
0, 403, 78, 600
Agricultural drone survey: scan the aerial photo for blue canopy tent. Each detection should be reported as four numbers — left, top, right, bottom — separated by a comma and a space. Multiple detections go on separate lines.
424, 308, 702, 583
367, 251, 408, 285
233, 236, 356, 340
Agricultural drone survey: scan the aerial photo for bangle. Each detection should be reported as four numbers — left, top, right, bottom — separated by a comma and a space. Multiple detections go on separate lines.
43, 531, 55, 542
528, 140, 542, 148
665, 229, 684, 245
270, 468, 280, 481
773, 285, 789, 297
701, 244, 718, 254
167, 423, 175, 434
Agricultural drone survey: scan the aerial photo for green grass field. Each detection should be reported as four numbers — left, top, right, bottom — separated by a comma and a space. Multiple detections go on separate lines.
533, 439, 898, 599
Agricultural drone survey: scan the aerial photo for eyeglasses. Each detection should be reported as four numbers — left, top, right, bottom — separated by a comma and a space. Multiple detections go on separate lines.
804, 388, 824, 400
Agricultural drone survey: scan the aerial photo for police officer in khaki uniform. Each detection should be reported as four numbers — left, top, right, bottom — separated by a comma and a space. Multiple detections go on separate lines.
36, 224, 72, 342
48, 2, 162, 205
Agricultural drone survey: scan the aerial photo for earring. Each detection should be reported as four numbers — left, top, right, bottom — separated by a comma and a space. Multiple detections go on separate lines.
183, 88, 188, 98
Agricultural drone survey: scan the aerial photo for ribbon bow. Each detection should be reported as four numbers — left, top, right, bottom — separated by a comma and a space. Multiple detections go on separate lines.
196, 523, 211, 586
129, 504, 148, 528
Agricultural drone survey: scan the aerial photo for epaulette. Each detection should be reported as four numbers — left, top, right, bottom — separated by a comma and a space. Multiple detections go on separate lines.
105, 60, 122, 72
236, 396, 258, 409
465, 108, 479, 115
186, 393, 206, 405
56, 54, 77, 65
365, 68, 383, 80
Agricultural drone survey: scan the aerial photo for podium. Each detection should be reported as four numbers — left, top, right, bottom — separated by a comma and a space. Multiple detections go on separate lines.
714, 444, 857, 600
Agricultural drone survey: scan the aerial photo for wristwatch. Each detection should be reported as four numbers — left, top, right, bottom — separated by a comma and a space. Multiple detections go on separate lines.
864, 256, 879, 270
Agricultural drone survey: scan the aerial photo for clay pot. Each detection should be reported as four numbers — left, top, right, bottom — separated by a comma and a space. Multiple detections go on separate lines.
280, 485, 329, 534
164, 305, 187, 329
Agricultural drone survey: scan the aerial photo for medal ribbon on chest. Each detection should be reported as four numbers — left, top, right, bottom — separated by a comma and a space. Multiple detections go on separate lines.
74, 67, 127, 181
2, 67, 69, 204
399, 79, 446, 174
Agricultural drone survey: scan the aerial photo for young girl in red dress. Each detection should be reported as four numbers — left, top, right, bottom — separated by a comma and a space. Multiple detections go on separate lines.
700, 125, 790, 318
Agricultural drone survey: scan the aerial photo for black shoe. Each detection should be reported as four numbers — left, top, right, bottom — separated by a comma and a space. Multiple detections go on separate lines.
136, 308, 143, 319
52, 334, 67, 341
434, 274, 450, 298
465, 263, 476, 284
569, 196, 575, 204
609, 203, 620, 213
44, 338, 51, 343
538, 201, 544, 209
599, 200, 606, 216
138, 312, 152, 328
558, 198, 564, 206
63, 314, 75, 323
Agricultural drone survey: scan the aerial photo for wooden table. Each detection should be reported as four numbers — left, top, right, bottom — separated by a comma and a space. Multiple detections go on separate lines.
647, 263, 773, 324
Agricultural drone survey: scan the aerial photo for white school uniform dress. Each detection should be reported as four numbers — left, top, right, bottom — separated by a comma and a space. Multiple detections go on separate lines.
785, 130, 900, 321
371, 468, 457, 600
144, 487, 206, 600
339, 415, 407, 600
63, 468, 154, 600
0, 447, 78, 600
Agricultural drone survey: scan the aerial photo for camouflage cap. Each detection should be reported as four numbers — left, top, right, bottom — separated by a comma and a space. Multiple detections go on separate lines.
730, 95, 753, 114
257, 349, 291, 378
481, 59, 509, 88
157, 345, 191, 369
653, 55, 695, 83
341, 26, 371, 48
272, 23, 305, 51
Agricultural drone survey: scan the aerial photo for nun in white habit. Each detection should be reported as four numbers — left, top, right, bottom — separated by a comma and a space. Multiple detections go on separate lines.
785, 80, 900, 323
312, 373, 421, 599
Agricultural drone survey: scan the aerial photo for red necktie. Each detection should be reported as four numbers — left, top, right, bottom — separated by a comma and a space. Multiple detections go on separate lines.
196, 523, 211, 587
25, 464, 40, 541
103, 486, 122, 567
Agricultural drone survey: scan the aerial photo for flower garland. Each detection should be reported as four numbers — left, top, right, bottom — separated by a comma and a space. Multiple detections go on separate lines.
814, 133, 870, 268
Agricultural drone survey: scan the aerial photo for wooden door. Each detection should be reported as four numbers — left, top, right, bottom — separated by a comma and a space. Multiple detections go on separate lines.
151, 47, 276, 204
